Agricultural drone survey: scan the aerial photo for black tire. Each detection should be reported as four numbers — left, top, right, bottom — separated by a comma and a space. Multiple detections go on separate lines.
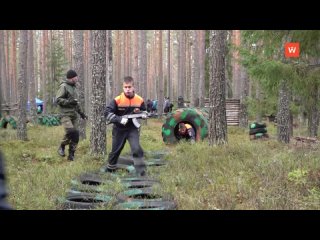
162, 108, 209, 144
249, 128, 267, 135
115, 200, 177, 210
144, 150, 169, 159
77, 172, 159, 186
145, 159, 167, 166
58, 191, 115, 210
123, 181, 160, 189
249, 122, 267, 129
117, 187, 173, 203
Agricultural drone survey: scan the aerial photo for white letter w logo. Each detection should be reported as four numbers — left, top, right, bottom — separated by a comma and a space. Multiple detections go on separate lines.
288, 47, 296, 53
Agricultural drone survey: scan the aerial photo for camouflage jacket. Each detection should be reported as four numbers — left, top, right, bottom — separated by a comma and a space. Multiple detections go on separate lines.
56, 79, 84, 117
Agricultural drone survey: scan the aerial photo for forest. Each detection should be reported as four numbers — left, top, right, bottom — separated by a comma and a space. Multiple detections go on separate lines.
1, 30, 320, 210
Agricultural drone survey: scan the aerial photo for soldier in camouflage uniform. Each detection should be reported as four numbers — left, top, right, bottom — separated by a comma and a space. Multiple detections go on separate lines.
56, 70, 87, 161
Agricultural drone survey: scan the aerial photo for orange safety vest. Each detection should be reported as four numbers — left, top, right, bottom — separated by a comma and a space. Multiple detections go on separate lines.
115, 92, 144, 108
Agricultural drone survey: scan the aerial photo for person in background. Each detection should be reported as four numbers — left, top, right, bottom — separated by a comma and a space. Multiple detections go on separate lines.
178, 122, 196, 144
55, 69, 87, 161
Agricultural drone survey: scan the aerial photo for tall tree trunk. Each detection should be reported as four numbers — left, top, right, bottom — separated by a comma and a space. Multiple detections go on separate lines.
277, 80, 290, 143
150, 31, 159, 99
106, 30, 113, 103
3, 31, 9, 104
11, 31, 17, 106
17, 30, 28, 141
167, 30, 172, 100
198, 30, 206, 107
232, 30, 241, 99
208, 30, 228, 146
0, 30, 6, 104
178, 30, 186, 98
124, 30, 130, 76
186, 31, 191, 100
115, 31, 121, 95
73, 30, 86, 140
84, 30, 90, 116
28, 30, 37, 124
140, 30, 147, 101
157, 31, 164, 116
239, 65, 249, 128
255, 82, 262, 122
307, 85, 319, 137
191, 30, 200, 107
90, 30, 107, 156
132, 30, 139, 93
43, 30, 49, 113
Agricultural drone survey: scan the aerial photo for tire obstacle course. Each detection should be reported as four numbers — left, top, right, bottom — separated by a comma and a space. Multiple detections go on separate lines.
57, 150, 177, 210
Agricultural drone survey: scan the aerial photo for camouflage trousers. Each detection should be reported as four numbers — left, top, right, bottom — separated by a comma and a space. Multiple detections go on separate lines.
60, 115, 79, 152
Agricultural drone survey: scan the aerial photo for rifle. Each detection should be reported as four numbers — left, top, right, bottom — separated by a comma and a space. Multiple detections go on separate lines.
107, 111, 153, 128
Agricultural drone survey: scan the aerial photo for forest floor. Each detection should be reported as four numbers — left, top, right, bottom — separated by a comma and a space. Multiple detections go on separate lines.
1, 118, 320, 209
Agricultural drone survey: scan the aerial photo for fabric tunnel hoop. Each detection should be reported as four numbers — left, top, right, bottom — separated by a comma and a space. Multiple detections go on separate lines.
162, 108, 209, 144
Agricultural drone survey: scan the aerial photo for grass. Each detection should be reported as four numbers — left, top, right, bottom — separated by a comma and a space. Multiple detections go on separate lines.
1, 119, 320, 209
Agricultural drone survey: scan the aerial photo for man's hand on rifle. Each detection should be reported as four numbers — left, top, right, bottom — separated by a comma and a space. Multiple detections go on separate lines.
120, 117, 128, 125
69, 98, 78, 106
80, 112, 88, 120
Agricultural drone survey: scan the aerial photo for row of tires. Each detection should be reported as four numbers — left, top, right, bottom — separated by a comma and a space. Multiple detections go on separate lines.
57, 152, 177, 210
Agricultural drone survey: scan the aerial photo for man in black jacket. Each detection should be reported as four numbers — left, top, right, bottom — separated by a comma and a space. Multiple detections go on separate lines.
104, 76, 147, 176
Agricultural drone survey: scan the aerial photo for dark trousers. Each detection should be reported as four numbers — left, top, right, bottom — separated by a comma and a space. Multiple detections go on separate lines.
107, 126, 145, 173
0, 152, 12, 210
60, 115, 79, 152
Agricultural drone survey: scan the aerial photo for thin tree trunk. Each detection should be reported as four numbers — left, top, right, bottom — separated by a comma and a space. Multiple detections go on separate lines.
28, 30, 37, 124
11, 31, 17, 106
232, 30, 241, 99
133, 30, 139, 92
140, 30, 147, 101
239, 65, 249, 128
191, 30, 199, 107
178, 30, 186, 98
198, 30, 206, 107
73, 30, 86, 140
157, 31, 164, 116
307, 85, 319, 137
17, 30, 28, 141
115, 31, 121, 95
90, 30, 107, 156
277, 79, 290, 143
208, 30, 228, 146
3, 30, 9, 104
0, 30, 6, 104
255, 82, 262, 122
106, 30, 113, 103
167, 30, 172, 100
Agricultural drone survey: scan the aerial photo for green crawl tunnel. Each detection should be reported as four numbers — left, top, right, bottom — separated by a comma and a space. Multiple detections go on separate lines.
161, 108, 209, 144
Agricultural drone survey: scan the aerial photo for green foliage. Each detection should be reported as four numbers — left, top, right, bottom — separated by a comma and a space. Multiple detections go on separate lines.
288, 169, 308, 185
48, 36, 68, 83
241, 30, 320, 124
